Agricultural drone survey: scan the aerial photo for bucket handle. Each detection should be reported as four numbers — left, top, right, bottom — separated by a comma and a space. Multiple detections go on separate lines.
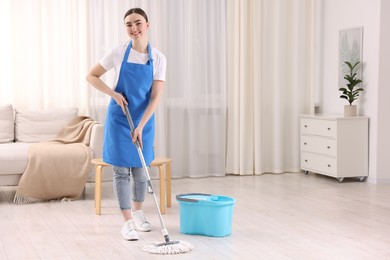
176, 193, 214, 203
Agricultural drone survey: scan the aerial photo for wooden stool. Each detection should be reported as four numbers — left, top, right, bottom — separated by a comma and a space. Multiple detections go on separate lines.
91, 157, 172, 215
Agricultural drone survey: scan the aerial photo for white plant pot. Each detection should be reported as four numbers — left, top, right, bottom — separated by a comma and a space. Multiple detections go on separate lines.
344, 105, 357, 117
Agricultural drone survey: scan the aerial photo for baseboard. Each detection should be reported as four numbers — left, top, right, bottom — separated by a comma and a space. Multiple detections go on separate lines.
367, 176, 390, 184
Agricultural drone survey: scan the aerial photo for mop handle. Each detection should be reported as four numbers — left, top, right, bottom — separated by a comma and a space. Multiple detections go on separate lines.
124, 106, 139, 147
123, 106, 170, 240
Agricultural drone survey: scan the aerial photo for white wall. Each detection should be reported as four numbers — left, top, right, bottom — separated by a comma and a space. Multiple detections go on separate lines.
318, 0, 390, 183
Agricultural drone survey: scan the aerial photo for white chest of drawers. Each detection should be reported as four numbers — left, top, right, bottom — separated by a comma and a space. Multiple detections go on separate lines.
300, 115, 369, 182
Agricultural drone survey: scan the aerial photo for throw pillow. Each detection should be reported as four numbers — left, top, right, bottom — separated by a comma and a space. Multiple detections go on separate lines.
15, 108, 78, 142
0, 104, 14, 143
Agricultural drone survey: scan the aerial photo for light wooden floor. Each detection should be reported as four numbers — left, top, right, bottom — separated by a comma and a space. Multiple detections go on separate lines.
1, 173, 390, 260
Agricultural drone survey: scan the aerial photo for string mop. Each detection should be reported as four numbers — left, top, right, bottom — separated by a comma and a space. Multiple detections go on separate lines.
124, 106, 193, 255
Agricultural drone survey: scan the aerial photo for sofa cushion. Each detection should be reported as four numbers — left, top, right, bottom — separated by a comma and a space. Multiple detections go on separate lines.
0, 142, 32, 175
0, 104, 14, 143
15, 108, 78, 142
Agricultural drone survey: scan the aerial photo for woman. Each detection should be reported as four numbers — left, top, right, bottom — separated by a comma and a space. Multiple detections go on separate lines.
86, 8, 166, 241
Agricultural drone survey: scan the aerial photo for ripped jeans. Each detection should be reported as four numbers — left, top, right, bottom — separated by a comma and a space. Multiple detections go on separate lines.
113, 166, 147, 210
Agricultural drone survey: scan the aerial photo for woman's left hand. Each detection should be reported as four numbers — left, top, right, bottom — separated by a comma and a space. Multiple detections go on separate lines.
131, 127, 143, 148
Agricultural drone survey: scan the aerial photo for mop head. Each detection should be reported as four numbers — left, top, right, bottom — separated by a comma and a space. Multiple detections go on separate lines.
142, 240, 194, 255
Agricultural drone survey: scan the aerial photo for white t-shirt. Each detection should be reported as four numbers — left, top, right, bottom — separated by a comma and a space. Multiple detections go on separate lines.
99, 41, 166, 90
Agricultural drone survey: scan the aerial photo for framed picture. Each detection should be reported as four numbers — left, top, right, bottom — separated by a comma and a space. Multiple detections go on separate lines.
338, 27, 363, 88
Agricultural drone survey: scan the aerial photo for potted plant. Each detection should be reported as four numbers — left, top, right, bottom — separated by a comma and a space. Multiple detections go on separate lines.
339, 61, 363, 116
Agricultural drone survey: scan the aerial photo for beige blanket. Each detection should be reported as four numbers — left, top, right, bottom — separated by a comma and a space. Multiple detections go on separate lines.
14, 116, 97, 204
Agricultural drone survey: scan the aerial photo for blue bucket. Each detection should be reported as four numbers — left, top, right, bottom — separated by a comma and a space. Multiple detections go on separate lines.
176, 193, 235, 237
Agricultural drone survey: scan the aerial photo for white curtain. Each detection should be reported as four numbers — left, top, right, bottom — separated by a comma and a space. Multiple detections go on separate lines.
226, 0, 315, 175
162, 1, 227, 178
0, 0, 89, 113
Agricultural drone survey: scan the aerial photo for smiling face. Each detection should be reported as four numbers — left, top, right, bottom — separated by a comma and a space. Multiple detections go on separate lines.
124, 13, 149, 41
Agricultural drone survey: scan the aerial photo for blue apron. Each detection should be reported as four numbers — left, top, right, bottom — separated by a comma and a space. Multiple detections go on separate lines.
103, 41, 154, 167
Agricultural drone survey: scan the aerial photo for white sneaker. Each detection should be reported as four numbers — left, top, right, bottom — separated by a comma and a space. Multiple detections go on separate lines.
132, 210, 151, 232
121, 220, 139, 241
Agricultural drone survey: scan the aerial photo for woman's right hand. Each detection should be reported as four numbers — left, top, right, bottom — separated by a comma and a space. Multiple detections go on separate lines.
112, 92, 128, 114
87, 64, 129, 113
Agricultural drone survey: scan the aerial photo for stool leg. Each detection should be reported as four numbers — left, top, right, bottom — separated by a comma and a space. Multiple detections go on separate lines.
95, 165, 103, 215
158, 165, 166, 215
166, 162, 172, 207
94, 165, 98, 208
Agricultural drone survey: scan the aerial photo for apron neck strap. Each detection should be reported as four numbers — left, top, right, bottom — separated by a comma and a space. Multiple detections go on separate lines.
147, 43, 153, 62
124, 41, 153, 62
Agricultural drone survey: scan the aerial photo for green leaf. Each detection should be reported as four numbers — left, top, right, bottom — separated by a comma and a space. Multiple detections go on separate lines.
339, 60, 363, 104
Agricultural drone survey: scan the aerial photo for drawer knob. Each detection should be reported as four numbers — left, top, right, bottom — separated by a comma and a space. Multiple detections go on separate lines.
304, 142, 307, 145
327, 164, 331, 168
327, 127, 331, 131
305, 159, 308, 162
327, 146, 330, 149
304, 125, 308, 128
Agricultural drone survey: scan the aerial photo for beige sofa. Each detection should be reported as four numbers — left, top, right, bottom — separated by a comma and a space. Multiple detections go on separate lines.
0, 104, 105, 186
